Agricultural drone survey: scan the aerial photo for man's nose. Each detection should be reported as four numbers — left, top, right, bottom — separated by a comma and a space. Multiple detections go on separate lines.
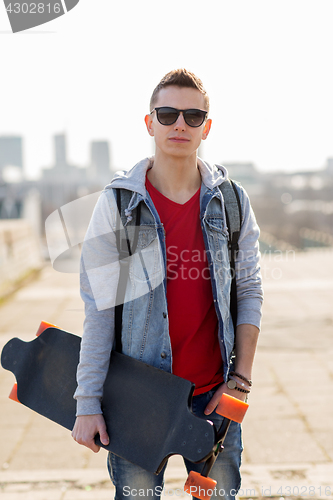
174, 112, 186, 130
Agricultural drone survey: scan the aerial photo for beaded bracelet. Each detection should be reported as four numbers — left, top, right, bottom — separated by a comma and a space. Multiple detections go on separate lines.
234, 385, 250, 394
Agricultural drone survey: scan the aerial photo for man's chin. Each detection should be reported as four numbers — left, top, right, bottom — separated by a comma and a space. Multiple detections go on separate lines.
165, 146, 198, 159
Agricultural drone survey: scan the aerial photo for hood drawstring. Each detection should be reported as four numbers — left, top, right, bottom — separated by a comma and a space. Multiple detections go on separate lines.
124, 191, 137, 224
124, 208, 133, 223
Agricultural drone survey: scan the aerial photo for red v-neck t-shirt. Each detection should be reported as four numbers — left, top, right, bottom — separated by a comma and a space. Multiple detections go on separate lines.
146, 176, 224, 395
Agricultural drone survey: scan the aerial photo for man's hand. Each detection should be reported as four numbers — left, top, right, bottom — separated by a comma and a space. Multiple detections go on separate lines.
71, 414, 109, 453
204, 324, 259, 416
204, 382, 247, 415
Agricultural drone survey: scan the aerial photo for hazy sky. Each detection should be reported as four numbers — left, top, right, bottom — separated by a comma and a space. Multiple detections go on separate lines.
1, 0, 332, 179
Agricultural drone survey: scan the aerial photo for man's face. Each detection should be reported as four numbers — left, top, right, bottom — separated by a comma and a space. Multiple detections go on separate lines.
145, 86, 212, 159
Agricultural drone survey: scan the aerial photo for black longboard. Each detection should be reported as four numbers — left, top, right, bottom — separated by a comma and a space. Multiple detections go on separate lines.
1, 325, 216, 474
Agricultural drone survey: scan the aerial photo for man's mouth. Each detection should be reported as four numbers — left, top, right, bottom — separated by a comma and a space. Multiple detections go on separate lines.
169, 137, 190, 143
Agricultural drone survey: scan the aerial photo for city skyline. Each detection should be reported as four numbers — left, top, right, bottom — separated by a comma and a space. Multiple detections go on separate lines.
0, 131, 331, 182
0, 133, 112, 182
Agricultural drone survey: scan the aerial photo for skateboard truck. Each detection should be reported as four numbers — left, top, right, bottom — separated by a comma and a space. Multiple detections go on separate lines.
184, 393, 248, 500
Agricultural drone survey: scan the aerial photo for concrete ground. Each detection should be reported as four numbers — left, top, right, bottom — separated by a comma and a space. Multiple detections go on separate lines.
0, 249, 333, 499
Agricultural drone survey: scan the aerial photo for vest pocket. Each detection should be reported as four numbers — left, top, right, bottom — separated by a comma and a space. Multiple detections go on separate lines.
204, 215, 228, 236
129, 230, 163, 285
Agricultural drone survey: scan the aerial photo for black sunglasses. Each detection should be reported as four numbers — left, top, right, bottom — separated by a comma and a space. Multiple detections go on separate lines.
151, 107, 208, 127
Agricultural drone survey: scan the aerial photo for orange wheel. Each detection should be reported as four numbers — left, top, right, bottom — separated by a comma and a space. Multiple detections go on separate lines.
9, 383, 20, 403
36, 321, 58, 337
216, 393, 249, 423
184, 471, 217, 500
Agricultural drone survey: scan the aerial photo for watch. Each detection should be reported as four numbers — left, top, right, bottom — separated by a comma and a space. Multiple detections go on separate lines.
227, 379, 237, 390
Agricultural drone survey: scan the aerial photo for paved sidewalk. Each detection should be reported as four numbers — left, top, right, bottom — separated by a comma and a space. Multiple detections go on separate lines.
0, 249, 333, 499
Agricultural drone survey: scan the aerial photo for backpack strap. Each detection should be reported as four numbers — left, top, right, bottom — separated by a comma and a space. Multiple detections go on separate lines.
114, 188, 141, 353
219, 179, 242, 332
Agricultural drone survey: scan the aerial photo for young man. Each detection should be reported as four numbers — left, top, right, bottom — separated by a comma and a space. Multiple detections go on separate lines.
72, 69, 263, 500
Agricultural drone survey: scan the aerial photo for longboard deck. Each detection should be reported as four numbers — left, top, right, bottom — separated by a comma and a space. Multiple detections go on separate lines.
1, 327, 216, 473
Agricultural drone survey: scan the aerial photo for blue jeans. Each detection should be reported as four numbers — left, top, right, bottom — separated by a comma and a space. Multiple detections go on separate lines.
107, 387, 243, 500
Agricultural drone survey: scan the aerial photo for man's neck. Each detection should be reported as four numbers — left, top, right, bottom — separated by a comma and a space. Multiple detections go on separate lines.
147, 151, 201, 204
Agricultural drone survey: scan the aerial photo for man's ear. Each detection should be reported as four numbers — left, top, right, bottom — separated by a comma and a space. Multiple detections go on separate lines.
202, 118, 212, 140
145, 114, 154, 137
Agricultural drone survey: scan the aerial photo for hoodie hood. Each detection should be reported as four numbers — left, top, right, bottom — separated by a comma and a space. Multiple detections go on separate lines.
105, 157, 229, 197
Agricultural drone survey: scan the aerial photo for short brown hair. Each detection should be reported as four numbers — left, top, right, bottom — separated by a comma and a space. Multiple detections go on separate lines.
150, 69, 209, 112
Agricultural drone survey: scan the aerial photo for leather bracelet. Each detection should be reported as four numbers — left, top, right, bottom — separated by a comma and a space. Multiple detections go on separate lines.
230, 371, 252, 387
228, 374, 251, 391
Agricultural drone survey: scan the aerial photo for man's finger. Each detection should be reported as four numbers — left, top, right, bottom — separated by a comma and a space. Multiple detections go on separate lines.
99, 428, 110, 446
204, 393, 221, 415
89, 440, 101, 453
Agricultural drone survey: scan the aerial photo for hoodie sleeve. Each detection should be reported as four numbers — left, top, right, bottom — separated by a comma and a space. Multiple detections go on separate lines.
74, 189, 120, 416
234, 184, 263, 329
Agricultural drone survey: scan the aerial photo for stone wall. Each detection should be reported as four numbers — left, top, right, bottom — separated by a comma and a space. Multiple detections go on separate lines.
0, 220, 43, 297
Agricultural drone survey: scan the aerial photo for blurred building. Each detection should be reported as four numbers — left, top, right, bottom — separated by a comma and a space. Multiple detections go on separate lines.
253, 158, 333, 249
0, 136, 24, 182
222, 162, 264, 197
89, 140, 112, 184
54, 134, 67, 171
40, 134, 89, 226
325, 157, 333, 175
42, 133, 86, 183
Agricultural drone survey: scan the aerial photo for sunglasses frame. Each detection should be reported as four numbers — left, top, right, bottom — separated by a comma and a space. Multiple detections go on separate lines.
151, 107, 208, 128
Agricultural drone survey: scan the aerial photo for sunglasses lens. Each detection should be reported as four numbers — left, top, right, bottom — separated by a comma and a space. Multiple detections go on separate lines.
156, 107, 179, 125
184, 110, 206, 127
